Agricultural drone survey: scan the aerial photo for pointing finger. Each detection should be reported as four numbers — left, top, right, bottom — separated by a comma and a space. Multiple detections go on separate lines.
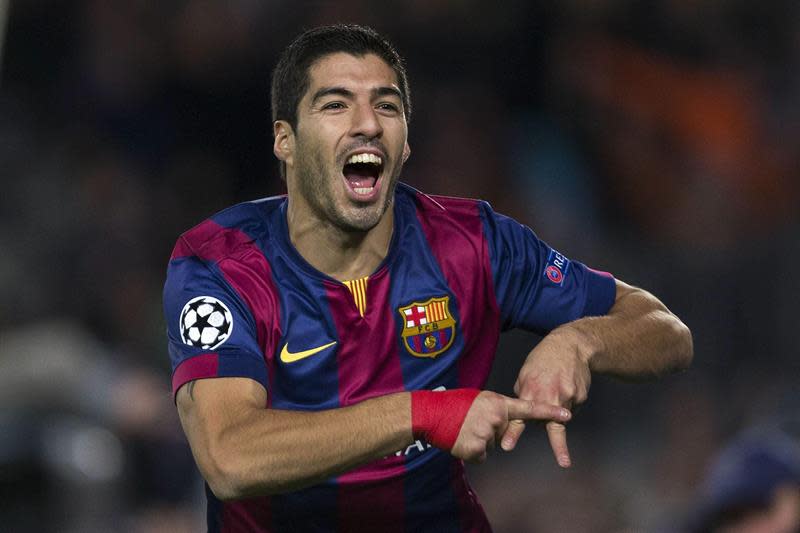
546, 421, 571, 468
505, 397, 572, 423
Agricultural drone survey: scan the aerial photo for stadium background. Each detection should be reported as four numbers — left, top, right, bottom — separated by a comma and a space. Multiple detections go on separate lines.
1, 1, 798, 531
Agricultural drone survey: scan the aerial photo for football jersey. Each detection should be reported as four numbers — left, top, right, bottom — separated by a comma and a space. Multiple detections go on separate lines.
163, 182, 616, 533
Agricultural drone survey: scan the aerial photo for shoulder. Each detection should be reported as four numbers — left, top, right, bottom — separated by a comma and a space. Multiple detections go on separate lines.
397, 182, 488, 224
396, 183, 491, 268
170, 196, 286, 264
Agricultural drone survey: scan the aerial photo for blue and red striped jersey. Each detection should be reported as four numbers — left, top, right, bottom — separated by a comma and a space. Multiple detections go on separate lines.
163, 182, 616, 532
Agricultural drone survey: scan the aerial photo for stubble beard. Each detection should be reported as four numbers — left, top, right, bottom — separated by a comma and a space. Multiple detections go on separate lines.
294, 145, 401, 234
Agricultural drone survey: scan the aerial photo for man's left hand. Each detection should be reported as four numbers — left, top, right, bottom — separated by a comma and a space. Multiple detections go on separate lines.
500, 326, 595, 468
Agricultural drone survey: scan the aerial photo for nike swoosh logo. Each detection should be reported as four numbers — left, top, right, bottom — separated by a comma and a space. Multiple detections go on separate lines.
280, 341, 337, 363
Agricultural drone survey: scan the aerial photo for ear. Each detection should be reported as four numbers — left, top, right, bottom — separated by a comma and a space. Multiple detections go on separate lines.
273, 121, 295, 167
402, 141, 411, 163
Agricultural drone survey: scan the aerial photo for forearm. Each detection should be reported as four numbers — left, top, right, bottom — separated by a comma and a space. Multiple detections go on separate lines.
235, 397, 410, 495
558, 283, 692, 379
179, 381, 413, 499
181, 378, 574, 497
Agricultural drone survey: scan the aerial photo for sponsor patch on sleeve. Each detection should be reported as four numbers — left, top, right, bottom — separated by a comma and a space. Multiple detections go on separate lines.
179, 296, 233, 350
543, 249, 571, 286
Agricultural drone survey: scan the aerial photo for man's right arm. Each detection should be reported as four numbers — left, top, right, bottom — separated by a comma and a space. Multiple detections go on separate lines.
177, 377, 570, 500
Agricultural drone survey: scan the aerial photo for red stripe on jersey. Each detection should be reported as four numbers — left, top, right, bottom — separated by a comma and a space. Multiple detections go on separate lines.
325, 267, 408, 522
222, 497, 272, 533
450, 459, 492, 532
414, 193, 500, 389
175, 219, 281, 403
325, 267, 405, 405
338, 475, 405, 533
172, 353, 219, 396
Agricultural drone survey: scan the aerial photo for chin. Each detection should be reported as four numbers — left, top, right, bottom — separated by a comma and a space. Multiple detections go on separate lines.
334, 205, 385, 233
337, 214, 382, 233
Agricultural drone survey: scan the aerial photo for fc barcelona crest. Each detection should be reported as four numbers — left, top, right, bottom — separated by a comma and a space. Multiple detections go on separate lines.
398, 296, 456, 358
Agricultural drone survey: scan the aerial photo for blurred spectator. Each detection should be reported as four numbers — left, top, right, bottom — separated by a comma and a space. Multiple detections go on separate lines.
684, 427, 800, 533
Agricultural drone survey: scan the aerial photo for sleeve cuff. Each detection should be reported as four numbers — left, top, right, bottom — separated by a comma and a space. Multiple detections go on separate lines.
583, 269, 616, 317
171, 352, 268, 398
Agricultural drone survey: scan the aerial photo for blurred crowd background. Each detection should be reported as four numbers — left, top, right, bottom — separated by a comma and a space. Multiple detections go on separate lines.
1, 1, 799, 532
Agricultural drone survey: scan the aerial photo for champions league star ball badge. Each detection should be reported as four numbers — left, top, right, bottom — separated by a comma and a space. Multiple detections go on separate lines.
179, 296, 233, 350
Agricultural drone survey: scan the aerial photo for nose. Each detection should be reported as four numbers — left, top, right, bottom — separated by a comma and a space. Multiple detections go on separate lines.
348, 103, 383, 139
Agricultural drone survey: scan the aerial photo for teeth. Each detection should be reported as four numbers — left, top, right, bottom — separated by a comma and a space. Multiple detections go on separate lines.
353, 187, 374, 194
347, 153, 382, 165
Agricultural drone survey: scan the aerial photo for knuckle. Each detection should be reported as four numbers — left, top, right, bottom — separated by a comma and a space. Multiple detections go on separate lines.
469, 442, 486, 458
477, 426, 494, 442
481, 390, 497, 400
561, 381, 577, 398
478, 392, 498, 410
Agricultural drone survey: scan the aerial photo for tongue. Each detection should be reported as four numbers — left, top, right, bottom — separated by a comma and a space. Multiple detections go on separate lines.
343, 167, 377, 189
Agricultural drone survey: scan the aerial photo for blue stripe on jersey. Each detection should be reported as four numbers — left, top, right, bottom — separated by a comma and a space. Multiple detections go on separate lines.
403, 451, 462, 533
272, 483, 338, 532
390, 192, 461, 393
258, 201, 342, 411
389, 193, 466, 532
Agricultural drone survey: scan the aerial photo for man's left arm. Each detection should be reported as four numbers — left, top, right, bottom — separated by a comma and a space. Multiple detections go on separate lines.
502, 278, 693, 466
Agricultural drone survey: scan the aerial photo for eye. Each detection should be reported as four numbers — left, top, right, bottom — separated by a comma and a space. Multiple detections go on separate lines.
376, 102, 400, 113
322, 102, 346, 110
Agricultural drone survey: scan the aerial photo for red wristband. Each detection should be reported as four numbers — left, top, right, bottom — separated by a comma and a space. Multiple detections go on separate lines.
410, 388, 480, 451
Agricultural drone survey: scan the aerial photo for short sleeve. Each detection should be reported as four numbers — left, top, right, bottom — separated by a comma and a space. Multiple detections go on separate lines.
164, 255, 268, 397
479, 202, 616, 333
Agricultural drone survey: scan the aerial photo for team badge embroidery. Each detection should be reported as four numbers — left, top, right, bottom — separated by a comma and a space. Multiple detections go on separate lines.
398, 296, 456, 358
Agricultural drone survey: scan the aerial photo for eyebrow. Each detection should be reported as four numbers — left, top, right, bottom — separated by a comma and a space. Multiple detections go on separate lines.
373, 86, 403, 101
310, 86, 403, 105
310, 87, 354, 104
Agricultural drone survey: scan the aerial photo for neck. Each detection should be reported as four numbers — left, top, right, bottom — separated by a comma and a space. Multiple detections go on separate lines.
287, 197, 394, 282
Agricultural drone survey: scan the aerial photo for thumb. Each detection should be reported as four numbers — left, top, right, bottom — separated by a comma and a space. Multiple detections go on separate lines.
504, 397, 571, 423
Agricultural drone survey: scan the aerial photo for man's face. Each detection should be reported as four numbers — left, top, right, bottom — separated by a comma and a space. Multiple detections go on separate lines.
282, 52, 410, 232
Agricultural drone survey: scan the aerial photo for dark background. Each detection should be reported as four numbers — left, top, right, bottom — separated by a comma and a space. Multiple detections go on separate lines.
1, 1, 798, 531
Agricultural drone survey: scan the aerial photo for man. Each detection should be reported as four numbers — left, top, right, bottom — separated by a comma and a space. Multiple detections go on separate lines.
164, 24, 692, 532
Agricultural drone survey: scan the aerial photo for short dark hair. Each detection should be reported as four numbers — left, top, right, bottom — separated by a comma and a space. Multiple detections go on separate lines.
271, 24, 412, 132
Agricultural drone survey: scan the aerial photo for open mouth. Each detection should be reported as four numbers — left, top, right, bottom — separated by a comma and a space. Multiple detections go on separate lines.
342, 153, 384, 198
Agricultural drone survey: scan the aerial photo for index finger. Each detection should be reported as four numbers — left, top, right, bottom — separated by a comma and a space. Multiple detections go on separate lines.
505, 397, 571, 423
546, 421, 571, 468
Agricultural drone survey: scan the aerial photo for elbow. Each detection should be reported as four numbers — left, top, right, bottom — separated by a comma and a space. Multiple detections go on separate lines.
201, 442, 288, 501
201, 447, 248, 501
669, 319, 693, 373
200, 442, 266, 501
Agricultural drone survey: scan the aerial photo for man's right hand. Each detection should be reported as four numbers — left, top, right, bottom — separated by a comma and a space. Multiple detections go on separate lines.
450, 391, 571, 463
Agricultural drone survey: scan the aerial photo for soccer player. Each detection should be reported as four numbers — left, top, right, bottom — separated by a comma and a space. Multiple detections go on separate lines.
164, 24, 693, 532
